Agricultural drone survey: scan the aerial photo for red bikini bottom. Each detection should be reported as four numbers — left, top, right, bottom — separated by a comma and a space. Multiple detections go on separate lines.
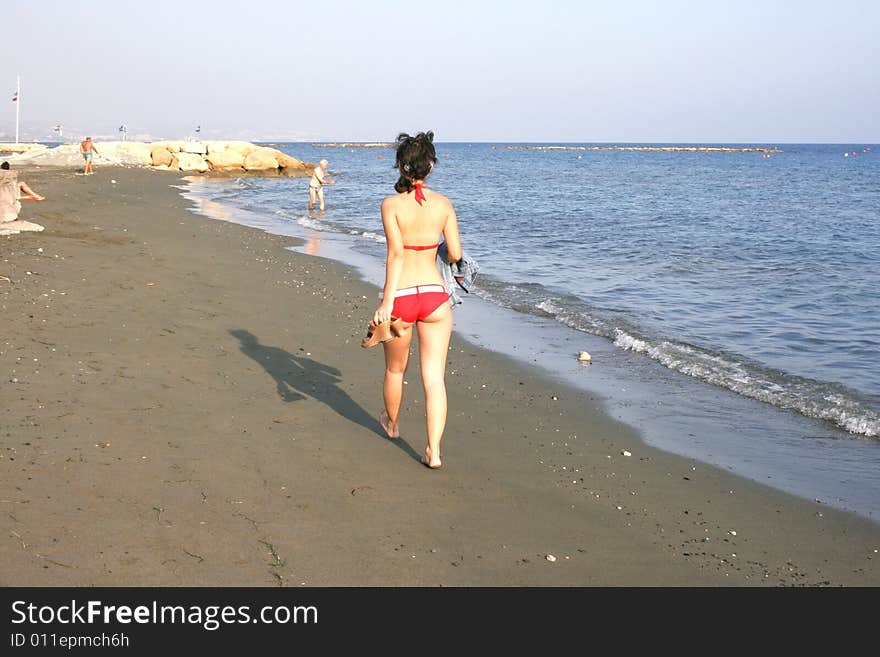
391, 284, 449, 323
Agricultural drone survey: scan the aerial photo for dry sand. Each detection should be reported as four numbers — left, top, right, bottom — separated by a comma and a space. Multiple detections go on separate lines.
1, 166, 878, 586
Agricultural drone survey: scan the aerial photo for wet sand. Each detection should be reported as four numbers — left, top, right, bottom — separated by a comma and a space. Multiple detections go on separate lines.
1, 166, 878, 586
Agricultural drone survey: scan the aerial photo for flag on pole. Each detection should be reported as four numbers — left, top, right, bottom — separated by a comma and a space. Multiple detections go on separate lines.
11, 92, 17, 102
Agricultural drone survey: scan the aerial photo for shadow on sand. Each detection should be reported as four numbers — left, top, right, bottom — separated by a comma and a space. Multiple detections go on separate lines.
229, 329, 422, 464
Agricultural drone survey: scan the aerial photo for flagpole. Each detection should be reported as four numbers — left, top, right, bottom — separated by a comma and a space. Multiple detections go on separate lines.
15, 75, 20, 144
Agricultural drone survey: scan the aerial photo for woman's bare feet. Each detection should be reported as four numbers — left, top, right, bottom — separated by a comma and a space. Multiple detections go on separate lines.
422, 448, 442, 469
380, 410, 399, 439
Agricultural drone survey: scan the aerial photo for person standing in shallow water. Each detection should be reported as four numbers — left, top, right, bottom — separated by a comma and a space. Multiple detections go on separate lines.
308, 159, 334, 211
373, 131, 462, 468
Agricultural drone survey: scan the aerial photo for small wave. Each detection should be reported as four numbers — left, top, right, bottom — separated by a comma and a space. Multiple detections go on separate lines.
358, 231, 386, 244
475, 276, 880, 439
535, 299, 562, 315
273, 209, 304, 222
296, 216, 329, 231
612, 329, 880, 439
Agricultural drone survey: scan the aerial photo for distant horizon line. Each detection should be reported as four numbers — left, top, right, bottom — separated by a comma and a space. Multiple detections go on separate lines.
3, 136, 877, 146
269, 139, 879, 145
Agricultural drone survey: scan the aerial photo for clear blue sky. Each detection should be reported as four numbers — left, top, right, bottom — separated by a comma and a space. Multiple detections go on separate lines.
3, 0, 878, 142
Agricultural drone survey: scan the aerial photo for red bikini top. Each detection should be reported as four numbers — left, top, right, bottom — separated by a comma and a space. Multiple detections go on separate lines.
413, 182, 427, 206
403, 242, 440, 251
403, 243, 440, 251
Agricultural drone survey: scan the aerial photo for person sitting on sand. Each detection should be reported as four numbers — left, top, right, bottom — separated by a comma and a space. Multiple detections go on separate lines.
308, 159, 334, 211
80, 137, 98, 175
372, 131, 462, 469
0, 162, 45, 200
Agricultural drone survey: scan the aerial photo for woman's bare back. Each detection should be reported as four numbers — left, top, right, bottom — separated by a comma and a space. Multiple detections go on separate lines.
383, 187, 461, 289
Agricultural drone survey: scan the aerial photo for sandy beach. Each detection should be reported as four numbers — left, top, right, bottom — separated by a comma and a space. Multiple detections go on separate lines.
1, 165, 878, 587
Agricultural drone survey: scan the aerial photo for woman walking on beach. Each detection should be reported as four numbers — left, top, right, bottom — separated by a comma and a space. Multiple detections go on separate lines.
374, 132, 461, 468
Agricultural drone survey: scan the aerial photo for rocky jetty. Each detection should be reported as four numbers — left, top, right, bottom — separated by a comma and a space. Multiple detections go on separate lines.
0, 143, 49, 155
3, 141, 313, 175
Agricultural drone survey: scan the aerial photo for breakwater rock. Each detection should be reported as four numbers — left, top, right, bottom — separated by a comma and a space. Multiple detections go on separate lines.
4, 141, 313, 175
0, 143, 49, 155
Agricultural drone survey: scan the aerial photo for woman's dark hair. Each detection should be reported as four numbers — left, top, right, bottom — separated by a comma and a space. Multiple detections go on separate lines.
394, 131, 436, 193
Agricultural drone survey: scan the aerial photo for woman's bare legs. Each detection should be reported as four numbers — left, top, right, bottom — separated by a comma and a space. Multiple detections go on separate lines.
381, 328, 413, 438
18, 181, 44, 200
416, 306, 452, 468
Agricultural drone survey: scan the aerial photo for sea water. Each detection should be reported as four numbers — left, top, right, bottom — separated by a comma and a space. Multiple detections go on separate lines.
182, 142, 880, 521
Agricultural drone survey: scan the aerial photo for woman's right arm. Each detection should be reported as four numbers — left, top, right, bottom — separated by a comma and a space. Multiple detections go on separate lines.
374, 197, 404, 323
442, 204, 463, 263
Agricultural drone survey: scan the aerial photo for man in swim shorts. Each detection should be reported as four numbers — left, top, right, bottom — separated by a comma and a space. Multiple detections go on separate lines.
80, 137, 98, 175
308, 159, 334, 211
